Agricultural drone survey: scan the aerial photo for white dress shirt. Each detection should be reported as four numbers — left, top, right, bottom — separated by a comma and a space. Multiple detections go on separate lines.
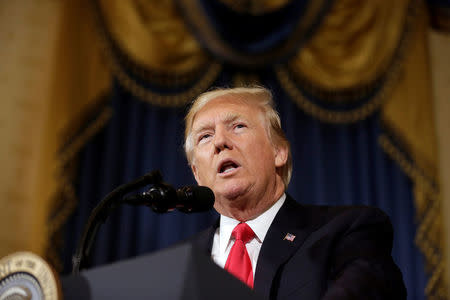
211, 194, 286, 276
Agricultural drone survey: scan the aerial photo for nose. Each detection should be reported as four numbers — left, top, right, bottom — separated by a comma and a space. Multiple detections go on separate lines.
214, 126, 232, 153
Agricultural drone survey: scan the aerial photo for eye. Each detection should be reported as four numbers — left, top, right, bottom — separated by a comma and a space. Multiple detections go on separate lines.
234, 123, 247, 131
198, 133, 212, 144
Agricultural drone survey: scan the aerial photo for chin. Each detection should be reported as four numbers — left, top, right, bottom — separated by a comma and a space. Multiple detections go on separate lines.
218, 182, 249, 200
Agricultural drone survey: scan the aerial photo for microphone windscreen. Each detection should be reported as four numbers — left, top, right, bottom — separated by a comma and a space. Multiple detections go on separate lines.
177, 186, 215, 213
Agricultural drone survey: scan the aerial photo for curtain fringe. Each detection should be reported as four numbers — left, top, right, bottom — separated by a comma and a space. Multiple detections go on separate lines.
379, 135, 438, 195
106, 50, 222, 106
379, 134, 447, 300
275, 65, 396, 123
58, 107, 113, 167
45, 106, 112, 271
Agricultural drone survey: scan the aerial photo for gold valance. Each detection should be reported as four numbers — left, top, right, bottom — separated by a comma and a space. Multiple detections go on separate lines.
97, 0, 208, 74
290, 0, 411, 91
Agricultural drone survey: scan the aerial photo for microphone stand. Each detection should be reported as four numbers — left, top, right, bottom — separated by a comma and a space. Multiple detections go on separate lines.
71, 170, 163, 274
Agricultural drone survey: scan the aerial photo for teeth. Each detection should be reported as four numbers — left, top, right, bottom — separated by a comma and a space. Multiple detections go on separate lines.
223, 166, 235, 173
219, 161, 238, 173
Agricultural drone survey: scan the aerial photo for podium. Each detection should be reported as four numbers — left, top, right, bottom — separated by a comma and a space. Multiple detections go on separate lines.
61, 242, 262, 300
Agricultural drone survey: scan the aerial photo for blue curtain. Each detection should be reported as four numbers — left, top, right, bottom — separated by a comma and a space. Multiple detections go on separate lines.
62, 73, 426, 299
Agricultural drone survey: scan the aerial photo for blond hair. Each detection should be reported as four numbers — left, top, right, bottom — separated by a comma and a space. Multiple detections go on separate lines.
184, 86, 292, 187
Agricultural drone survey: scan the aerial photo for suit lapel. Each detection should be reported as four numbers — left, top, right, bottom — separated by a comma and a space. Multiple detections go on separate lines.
253, 195, 316, 299
191, 218, 219, 254
191, 197, 319, 299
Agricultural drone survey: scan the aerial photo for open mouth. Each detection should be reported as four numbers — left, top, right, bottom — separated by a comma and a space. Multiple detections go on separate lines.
218, 160, 240, 174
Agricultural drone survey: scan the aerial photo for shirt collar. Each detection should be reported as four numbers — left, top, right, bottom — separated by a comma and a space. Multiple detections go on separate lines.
218, 193, 286, 254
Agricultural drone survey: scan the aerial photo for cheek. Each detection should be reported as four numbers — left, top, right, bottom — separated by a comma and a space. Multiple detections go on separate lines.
253, 140, 277, 163
192, 156, 212, 183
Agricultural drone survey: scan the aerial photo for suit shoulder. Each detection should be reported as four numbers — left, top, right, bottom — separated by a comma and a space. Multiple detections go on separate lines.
181, 220, 218, 254
299, 203, 393, 236
303, 203, 390, 222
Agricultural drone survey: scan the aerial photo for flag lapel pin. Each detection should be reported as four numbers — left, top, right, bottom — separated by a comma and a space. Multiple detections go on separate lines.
283, 233, 296, 242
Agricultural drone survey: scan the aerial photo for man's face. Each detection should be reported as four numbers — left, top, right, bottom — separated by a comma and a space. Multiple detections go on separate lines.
189, 95, 287, 214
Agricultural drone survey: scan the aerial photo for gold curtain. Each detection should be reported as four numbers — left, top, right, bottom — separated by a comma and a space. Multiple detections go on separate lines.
0, 0, 63, 260
282, 0, 446, 297
0, 0, 110, 268
379, 12, 445, 287
429, 29, 450, 298
378, 5, 445, 299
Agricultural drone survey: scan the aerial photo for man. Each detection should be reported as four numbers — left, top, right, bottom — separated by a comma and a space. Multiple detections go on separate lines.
184, 86, 406, 299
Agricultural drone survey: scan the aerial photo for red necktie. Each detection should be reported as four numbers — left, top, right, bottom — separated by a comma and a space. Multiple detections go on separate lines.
224, 223, 255, 288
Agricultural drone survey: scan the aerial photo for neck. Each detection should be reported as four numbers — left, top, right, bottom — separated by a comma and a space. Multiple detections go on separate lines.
215, 177, 285, 222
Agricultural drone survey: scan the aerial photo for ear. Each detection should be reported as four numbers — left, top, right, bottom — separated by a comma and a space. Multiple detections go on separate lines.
274, 144, 288, 168
191, 164, 201, 184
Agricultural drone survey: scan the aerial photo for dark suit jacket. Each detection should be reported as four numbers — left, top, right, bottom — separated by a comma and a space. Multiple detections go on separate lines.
191, 195, 406, 299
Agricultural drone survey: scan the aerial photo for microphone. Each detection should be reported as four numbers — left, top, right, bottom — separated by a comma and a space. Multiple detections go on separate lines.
72, 170, 214, 274
122, 183, 215, 213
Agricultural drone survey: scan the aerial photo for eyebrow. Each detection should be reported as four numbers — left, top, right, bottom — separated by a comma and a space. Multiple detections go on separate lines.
223, 112, 242, 124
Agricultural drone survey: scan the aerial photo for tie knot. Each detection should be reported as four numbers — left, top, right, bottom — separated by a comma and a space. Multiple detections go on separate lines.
232, 223, 254, 244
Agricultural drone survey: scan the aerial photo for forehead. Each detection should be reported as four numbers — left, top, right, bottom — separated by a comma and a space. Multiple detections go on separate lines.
192, 95, 264, 126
